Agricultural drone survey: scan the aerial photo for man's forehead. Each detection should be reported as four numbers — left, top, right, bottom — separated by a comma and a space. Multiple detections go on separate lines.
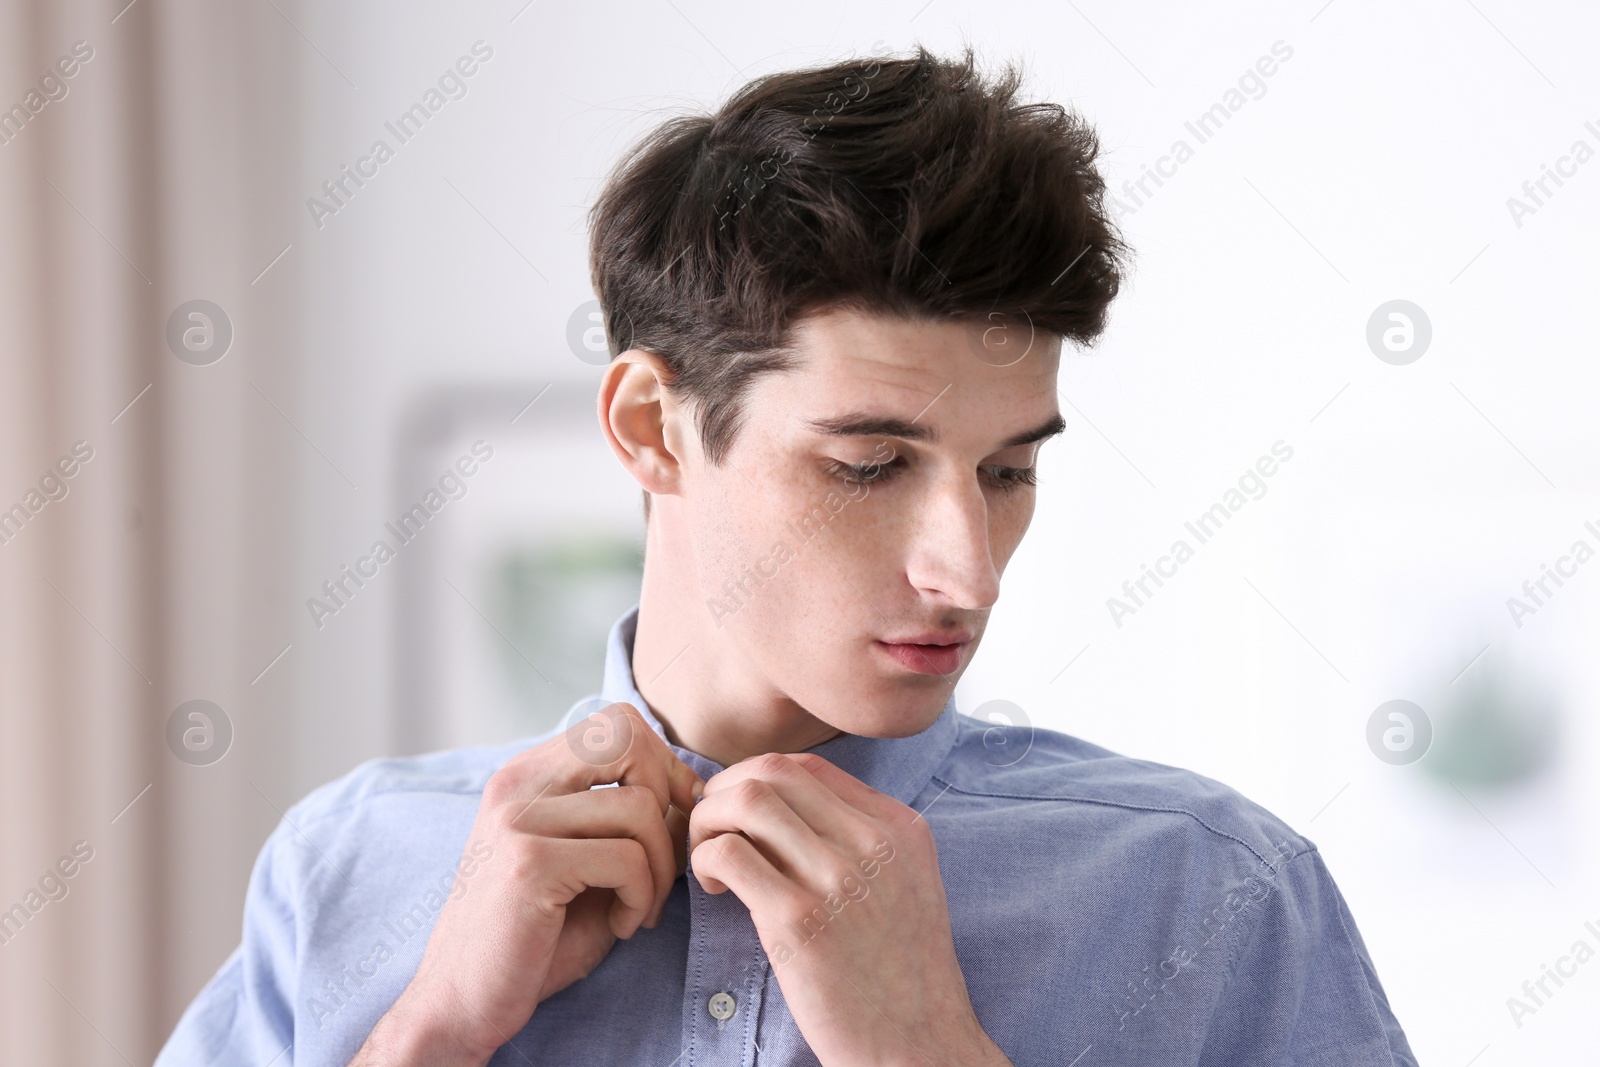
778, 308, 1061, 418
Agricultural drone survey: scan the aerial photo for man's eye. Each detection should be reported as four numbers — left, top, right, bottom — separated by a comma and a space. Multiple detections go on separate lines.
981, 465, 1037, 490
825, 458, 901, 485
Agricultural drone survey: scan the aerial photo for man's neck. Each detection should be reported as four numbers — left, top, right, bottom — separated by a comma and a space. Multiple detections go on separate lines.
629, 515, 842, 769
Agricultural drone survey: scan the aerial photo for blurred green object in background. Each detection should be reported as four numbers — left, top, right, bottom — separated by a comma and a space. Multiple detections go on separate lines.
1424, 649, 1562, 790
490, 532, 645, 735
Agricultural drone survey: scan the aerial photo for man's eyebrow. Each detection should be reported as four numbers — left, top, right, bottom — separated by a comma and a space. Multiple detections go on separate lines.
802, 411, 1066, 450
1000, 413, 1066, 450
804, 414, 939, 442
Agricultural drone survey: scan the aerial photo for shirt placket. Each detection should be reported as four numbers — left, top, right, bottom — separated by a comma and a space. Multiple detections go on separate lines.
683, 867, 770, 1067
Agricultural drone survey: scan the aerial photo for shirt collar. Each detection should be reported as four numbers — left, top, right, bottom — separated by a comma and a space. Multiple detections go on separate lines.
565, 607, 958, 805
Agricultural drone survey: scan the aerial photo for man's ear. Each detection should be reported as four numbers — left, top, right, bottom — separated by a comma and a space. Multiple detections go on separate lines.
598, 349, 690, 497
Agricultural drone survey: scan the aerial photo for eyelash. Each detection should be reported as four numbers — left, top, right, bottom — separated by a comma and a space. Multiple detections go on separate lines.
981, 464, 1038, 490
823, 459, 1037, 491
825, 458, 901, 485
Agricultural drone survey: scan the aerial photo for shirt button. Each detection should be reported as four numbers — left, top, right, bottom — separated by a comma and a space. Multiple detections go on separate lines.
708, 991, 737, 1021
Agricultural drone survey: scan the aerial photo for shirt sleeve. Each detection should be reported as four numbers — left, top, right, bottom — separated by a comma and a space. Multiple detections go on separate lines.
1196, 846, 1417, 1067
154, 817, 301, 1066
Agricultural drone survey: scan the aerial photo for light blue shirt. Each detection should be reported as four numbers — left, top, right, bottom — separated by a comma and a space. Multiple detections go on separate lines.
157, 608, 1415, 1066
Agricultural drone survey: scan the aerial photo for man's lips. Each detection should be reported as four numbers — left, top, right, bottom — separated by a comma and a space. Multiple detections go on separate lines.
873, 637, 970, 675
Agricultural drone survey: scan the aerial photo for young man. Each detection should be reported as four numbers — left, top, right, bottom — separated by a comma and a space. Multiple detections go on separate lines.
158, 47, 1415, 1067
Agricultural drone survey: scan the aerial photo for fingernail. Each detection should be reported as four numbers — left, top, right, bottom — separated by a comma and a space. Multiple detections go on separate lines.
692, 779, 704, 802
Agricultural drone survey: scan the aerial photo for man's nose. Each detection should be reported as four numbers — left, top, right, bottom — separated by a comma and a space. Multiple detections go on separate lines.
903, 476, 1001, 610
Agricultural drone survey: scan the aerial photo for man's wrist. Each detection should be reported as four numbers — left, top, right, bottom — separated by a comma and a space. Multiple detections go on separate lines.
918, 1021, 1012, 1067
942, 1036, 1012, 1067
970, 1035, 1015, 1067
350, 985, 498, 1067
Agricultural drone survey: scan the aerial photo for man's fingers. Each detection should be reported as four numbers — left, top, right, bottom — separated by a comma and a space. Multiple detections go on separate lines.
687, 778, 827, 880
514, 786, 677, 928
579, 701, 702, 892
562, 702, 704, 820
666, 801, 691, 880
690, 832, 803, 917
493, 702, 702, 821
556, 702, 668, 801
480, 702, 705, 930
541, 837, 656, 940
700, 753, 874, 849
786, 752, 899, 817
582, 701, 702, 904
661, 739, 705, 823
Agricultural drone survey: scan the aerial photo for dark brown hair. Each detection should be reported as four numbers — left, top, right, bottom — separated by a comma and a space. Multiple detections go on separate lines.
588, 44, 1126, 464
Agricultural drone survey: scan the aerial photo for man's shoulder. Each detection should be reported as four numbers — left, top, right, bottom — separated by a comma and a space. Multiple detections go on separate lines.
283, 731, 552, 834
250, 731, 564, 905
939, 712, 1307, 869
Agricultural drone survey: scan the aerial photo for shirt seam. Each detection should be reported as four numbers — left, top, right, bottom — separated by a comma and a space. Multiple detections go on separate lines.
688, 877, 707, 1063
294, 783, 491, 830
284, 739, 553, 832
1188, 848, 1299, 1060
927, 774, 1313, 871
740, 958, 761, 1066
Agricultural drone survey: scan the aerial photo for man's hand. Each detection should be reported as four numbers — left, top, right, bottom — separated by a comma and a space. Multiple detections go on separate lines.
688, 752, 1011, 1067
351, 702, 704, 1067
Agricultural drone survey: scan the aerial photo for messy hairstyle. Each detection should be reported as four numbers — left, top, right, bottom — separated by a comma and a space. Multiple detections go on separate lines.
588, 43, 1126, 465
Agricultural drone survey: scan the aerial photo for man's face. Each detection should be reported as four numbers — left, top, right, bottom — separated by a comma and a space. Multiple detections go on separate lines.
676, 305, 1063, 738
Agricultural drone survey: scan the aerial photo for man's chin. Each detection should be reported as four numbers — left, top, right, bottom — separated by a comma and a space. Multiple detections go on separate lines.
810, 687, 955, 741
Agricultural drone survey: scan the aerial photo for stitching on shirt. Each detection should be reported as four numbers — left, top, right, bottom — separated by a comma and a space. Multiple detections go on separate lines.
1218, 852, 1280, 977
1205, 849, 1390, 1063
1189, 853, 1281, 1052
750, 955, 774, 1062
690, 879, 707, 1060
740, 954, 762, 1064
304, 783, 489, 823
281, 747, 531, 832
927, 775, 1311, 871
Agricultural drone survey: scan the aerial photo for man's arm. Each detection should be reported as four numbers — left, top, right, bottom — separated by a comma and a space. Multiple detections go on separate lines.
1195, 846, 1417, 1067
158, 702, 701, 1067
349, 702, 703, 1066
689, 752, 1013, 1067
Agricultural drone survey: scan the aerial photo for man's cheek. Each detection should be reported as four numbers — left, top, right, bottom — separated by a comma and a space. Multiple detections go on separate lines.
989, 500, 1035, 573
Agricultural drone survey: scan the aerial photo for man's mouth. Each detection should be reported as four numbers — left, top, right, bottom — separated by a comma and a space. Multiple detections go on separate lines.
873, 634, 972, 676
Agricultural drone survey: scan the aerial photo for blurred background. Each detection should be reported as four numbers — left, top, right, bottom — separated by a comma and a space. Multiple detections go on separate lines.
1, 0, 1596, 1061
